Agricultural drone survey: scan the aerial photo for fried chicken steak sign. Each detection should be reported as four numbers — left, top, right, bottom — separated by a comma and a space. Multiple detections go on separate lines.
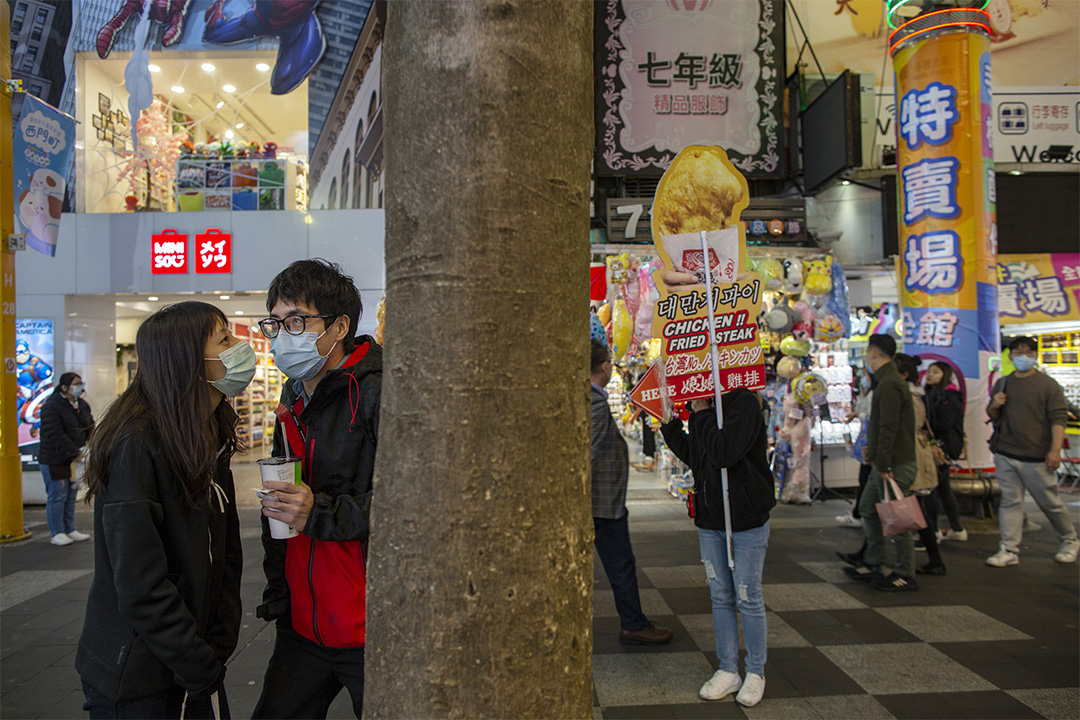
631, 146, 765, 419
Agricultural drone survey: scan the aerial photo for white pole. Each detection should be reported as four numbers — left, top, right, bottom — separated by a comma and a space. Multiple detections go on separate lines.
699, 231, 735, 569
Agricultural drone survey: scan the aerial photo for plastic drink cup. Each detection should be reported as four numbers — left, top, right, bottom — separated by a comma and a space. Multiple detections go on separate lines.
257, 457, 302, 539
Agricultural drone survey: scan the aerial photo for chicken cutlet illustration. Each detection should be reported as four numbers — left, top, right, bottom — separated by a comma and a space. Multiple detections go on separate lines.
652, 146, 748, 237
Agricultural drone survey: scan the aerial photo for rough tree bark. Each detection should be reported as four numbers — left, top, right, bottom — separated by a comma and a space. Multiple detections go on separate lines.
364, 2, 595, 718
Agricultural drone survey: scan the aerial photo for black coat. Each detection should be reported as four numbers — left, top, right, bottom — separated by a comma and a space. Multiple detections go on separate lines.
661, 389, 775, 533
926, 387, 965, 460
75, 432, 242, 702
37, 390, 94, 465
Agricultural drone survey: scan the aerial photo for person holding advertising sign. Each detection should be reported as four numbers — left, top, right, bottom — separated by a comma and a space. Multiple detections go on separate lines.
253, 259, 382, 719
660, 389, 774, 707
843, 334, 920, 592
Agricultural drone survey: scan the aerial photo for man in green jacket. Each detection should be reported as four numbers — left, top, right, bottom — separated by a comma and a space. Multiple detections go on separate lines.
844, 334, 919, 591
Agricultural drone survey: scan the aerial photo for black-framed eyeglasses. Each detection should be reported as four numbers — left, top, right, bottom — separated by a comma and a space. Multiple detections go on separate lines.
258, 314, 337, 339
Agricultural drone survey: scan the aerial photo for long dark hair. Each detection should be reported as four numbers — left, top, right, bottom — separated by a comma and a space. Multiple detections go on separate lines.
85, 302, 240, 508
894, 353, 921, 383
925, 361, 954, 390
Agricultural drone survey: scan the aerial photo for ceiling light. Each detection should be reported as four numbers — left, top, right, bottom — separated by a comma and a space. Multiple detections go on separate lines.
225, 129, 234, 139
171, 85, 185, 93
148, 64, 161, 72
256, 62, 270, 72
222, 84, 236, 93
841, 180, 850, 186
234, 310, 244, 315
147, 296, 159, 301
216, 100, 225, 109
201, 62, 216, 72
220, 295, 230, 300
235, 122, 245, 129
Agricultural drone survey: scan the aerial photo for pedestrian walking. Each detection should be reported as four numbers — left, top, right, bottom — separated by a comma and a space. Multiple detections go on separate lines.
986, 336, 1079, 567
661, 389, 775, 707
37, 372, 94, 546
76, 302, 251, 718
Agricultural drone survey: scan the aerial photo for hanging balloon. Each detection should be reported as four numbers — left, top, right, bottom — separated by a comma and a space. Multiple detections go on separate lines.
815, 313, 845, 344
780, 336, 811, 357
793, 372, 828, 406
597, 302, 611, 327
611, 298, 633, 361
590, 314, 608, 345
777, 355, 802, 378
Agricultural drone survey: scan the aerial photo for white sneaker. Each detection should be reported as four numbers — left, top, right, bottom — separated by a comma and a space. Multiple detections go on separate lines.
735, 673, 766, 707
699, 669, 742, 701
940, 528, 968, 542
1054, 538, 1080, 563
50, 533, 73, 546
986, 547, 1019, 567
66, 530, 90, 542
835, 515, 862, 528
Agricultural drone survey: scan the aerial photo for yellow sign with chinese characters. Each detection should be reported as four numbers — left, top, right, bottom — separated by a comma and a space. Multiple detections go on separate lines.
997, 253, 1080, 325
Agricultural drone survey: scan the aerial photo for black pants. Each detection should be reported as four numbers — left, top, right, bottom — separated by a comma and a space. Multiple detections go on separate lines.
936, 464, 963, 531
82, 681, 229, 719
594, 515, 648, 632
252, 626, 364, 719
641, 416, 656, 458
851, 463, 872, 520
916, 492, 944, 567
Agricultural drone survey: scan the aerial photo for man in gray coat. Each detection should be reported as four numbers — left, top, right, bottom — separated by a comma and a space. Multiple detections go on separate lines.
591, 340, 671, 645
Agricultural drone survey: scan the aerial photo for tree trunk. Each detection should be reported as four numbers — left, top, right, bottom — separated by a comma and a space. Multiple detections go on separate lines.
364, 2, 594, 718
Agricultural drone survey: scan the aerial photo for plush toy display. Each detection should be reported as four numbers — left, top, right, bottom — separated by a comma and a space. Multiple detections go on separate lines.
782, 256, 803, 294
791, 301, 815, 340
776, 355, 802, 378
765, 304, 799, 334
803, 255, 834, 295
757, 256, 785, 292
815, 312, 846, 343
780, 336, 811, 357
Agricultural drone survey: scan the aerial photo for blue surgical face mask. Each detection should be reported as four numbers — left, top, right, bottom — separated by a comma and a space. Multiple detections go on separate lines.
1012, 354, 1037, 372
270, 330, 338, 381
859, 374, 871, 389
206, 341, 257, 397
70, 384, 85, 398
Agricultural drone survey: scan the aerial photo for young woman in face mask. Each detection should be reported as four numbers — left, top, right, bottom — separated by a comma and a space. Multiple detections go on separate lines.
37, 371, 95, 545
923, 361, 968, 541
76, 302, 253, 719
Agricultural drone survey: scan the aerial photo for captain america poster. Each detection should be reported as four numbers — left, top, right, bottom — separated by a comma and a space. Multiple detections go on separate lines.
15, 319, 55, 468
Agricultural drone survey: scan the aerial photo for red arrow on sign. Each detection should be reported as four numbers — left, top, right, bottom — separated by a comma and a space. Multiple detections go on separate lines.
629, 363, 665, 420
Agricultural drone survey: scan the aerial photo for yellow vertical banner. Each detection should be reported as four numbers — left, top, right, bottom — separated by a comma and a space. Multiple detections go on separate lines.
893, 29, 997, 469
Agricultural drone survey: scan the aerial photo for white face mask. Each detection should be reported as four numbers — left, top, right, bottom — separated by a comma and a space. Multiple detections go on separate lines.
69, 384, 85, 398
270, 329, 338, 381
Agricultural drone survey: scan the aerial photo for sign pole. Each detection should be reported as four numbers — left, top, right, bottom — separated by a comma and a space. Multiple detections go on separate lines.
699, 231, 734, 570
1, 20, 30, 543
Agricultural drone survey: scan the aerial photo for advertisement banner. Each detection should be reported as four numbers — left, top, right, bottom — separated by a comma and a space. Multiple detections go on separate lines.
13, 96, 76, 257
997, 253, 1080, 325
896, 31, 997, 381
630, 145, 764, 420
595, 0, 784, 177
15, 319, 55, 464
895, 30, 998, 470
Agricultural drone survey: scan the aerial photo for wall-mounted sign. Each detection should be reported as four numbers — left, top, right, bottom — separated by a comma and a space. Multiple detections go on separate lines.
16, 318, 54, 466
151, 229, 188, 274
997, 253, 1080, 325
594, 0, 785, 178
195, 229, 232, 274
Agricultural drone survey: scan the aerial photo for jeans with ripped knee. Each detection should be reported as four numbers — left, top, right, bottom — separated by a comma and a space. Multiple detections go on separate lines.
698, 522, 769, 676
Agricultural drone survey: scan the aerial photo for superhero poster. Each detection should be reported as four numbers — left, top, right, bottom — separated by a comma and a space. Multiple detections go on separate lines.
16, 319, 55, 465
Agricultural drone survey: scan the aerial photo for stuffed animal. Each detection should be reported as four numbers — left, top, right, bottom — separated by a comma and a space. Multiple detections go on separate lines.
782, 256, 803, 294
803, 255, 834, 295
815, 312, 846, 344
778, 393, 812, 504
780, 336, 811, 357
757, 256, 785, 292
791, 301, 816, 341
263, 142, 278, 158
777, 355, 803, 378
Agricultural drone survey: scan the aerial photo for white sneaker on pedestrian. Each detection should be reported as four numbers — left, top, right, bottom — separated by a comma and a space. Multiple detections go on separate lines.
699, 669, 742, 701
940, 528, 968, 542
735, 673, 766, 707
986, 547, 1019, 567
66, 530, 90, 542
835, 515, 862, 528
1054, 538, 1080, 563
50, 533, 73, 546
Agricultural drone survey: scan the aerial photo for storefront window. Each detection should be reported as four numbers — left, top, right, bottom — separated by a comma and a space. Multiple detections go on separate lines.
77, 52, 309, 214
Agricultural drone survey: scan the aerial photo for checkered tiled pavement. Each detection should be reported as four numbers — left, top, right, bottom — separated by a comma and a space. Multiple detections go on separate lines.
3, 462, 1078, 719
591, 470, 1080, 720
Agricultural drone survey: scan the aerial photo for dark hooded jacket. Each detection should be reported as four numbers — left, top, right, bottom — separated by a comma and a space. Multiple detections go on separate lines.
37, 389, 94, 466
661, 388, 775, 532
256, 337, 382, 649
75, 432, 242, 702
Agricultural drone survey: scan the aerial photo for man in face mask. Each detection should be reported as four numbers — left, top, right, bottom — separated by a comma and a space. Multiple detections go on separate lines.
986, 336, 1078, 568
253, 259, 382, 719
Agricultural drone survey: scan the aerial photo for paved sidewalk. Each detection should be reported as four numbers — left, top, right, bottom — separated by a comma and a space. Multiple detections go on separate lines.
2, 461, 1078, 719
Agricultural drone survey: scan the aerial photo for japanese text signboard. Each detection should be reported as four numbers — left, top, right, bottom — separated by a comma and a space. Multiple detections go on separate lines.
895, 31, 997, 384
997, 253, 1080, 325
631, 145, 764, 420
151, 229, 188, 274
594, 0, 785, 177
195, 229, 232, 274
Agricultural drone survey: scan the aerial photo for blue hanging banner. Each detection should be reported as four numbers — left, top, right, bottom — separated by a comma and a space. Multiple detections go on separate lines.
13, 95, 76, 257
